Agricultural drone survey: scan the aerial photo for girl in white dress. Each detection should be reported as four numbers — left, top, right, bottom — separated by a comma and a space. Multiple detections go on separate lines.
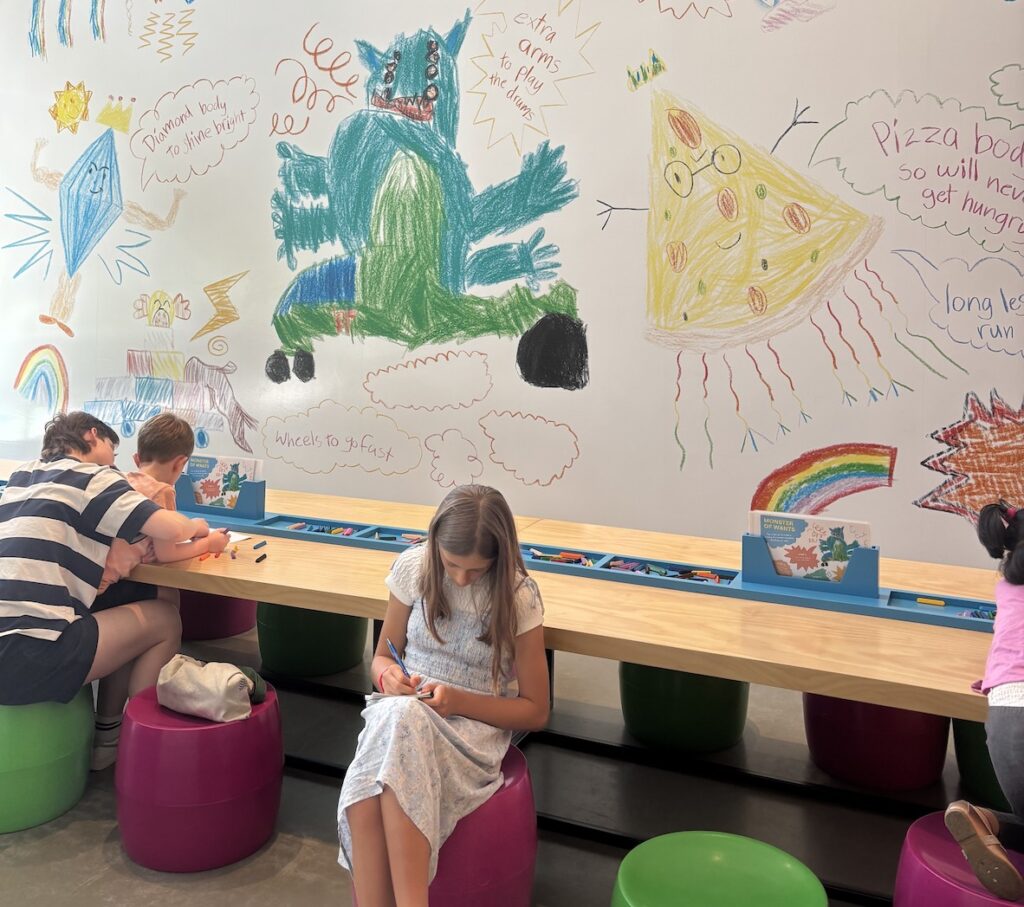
338, 485, 550, 907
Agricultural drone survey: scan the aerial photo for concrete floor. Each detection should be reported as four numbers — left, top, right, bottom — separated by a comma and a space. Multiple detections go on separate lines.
2, 630, 954, 905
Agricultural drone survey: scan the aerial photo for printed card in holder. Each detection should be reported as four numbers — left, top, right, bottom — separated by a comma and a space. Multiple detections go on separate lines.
186, 454, 263, 510
748, 511, 871, 582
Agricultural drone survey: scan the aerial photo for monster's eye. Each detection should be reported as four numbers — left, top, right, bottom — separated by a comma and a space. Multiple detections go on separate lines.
426, 50, 439, 64
383, 71, 394, 85
424, 84, 439, 102
385, 60, 397, 73
381, 87, 392, 101
427, 39, 438, 53
392, 50, 402, 62
425, 63, 438, 79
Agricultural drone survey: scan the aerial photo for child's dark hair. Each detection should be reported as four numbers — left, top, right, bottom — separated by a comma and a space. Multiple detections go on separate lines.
978, 502, 1024, 585
40, 411, 119, 462
422, 485, 527, 691
136, 413, 195, 463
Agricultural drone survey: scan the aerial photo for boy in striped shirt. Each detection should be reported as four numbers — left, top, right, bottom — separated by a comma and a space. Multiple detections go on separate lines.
89, 412, 229, 768
0, 412, 209, 711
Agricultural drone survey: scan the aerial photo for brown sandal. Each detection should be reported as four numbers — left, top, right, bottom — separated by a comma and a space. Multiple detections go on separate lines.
945, 800, 1023, 901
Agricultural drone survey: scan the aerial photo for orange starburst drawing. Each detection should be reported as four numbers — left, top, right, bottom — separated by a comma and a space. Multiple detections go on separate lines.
915, 389, 1024, 523
785, 544, 820, 571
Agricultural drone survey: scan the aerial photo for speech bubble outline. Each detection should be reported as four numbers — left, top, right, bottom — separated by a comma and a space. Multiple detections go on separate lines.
262, 401, 422, 476
363, 350, 493, 411
130, 75, 260, 189
478, 409, 579, 486
812, 88, 1024, 257
893, 248, 1024, 358
424, 429, 485, 488
991, 63, 1024, 113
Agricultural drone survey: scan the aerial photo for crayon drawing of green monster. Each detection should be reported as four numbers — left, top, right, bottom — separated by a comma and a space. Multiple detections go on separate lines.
265, 10, 588, 390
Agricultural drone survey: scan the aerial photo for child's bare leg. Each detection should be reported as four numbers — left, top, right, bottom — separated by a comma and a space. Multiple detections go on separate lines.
347, 796, 397, 907
87, 599, 182, 695
96, 662, 131, 715
380, 785, 430, 907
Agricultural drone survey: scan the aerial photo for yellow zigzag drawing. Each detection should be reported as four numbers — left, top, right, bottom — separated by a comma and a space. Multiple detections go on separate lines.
192, 271, 247, 341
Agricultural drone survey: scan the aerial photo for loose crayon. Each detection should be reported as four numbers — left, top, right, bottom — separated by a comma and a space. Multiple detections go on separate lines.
199, 553, 211, 562
917, 597, 945, 607
287, 522, 306, 531
330, 527, 346, 535
255, 553, 268, 563
253, 540, 267, 550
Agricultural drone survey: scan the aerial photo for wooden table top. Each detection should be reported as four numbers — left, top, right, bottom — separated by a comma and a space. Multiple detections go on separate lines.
0, 462, 996, 720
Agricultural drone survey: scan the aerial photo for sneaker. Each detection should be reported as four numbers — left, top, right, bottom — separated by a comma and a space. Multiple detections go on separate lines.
89, 741, 119, 772
945, 800, 1023, 901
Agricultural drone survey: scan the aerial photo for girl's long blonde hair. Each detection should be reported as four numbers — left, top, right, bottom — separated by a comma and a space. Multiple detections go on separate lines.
420, 485, 527, 691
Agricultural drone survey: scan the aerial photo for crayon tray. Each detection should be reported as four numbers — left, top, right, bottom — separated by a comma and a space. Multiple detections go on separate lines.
521, 543, 608, 576
883, 589, 995, 625
257, 514, 369, 538
363, 525, 427, 546
600, 556, 739, 591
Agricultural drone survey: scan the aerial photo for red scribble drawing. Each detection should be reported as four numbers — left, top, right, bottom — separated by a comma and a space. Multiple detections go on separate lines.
915, 389, 1024, 523
635, 0, 733, 21
270, 23, 359, 137
303, 22, 361, 93
478, 410, 580, 487
785, 544, 820, 571
269, 112, 310, 137
363, 350, 493, 412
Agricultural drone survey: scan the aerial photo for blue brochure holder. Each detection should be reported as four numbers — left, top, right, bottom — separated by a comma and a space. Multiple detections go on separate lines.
737, 532, 880, 599
173, 474, 267, 523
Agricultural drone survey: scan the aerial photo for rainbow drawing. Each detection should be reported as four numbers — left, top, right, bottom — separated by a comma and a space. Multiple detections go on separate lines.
14, 345, 70, 414
750, 443, 897, 514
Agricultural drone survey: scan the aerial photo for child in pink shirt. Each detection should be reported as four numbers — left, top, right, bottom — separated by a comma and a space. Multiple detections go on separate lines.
946, 501, 1024, 900
90, 413, 228, 769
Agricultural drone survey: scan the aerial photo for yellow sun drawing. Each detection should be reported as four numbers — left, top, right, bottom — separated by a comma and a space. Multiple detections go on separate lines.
49, 82, 92, 134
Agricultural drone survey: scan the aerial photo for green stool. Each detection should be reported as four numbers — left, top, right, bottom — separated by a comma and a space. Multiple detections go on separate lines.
611, 831, 827, 907
952, 718, 1012, 811
257, 603, 368, 677
0, 687, 94, 833
620, 663, 749, 752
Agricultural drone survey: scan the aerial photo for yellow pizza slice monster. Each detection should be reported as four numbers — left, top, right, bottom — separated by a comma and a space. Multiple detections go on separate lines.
648, 89, 883, 350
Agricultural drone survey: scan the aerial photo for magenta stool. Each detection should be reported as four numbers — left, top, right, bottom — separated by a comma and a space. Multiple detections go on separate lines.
115, 685, 283, 872
894, 811, 1024, 905
179, 591, 257, 641
804, 693, 950, 790
352, 746, 537, 906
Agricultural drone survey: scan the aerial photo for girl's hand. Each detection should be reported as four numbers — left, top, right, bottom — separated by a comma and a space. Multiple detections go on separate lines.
419, 683, 461, 718
380, 663, 422, 696
190, 518, 210, 539
207, 531, 229, 555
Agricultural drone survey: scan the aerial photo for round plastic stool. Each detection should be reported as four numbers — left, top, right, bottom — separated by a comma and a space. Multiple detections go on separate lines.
953, 719, 1011, 812
257, 602, 367, 676
620, 663, 749, 752
0, 687, 93, 833
352, 746, 537, 907
179, 591, 257, 641
803, 693, 950, 790
894, 811, 1024, 905
115, 685, 283, 871
611, 831, 827, 907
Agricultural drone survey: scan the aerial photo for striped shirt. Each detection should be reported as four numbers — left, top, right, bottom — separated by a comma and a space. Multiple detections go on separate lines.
0, 458, 161, 642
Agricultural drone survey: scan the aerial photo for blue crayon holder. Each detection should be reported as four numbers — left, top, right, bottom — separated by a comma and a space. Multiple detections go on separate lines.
170, 479, 996, 633
174, 474, 268, 523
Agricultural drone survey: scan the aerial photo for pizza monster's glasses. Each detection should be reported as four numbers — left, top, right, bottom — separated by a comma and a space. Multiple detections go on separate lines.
663, 144, 743, 199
